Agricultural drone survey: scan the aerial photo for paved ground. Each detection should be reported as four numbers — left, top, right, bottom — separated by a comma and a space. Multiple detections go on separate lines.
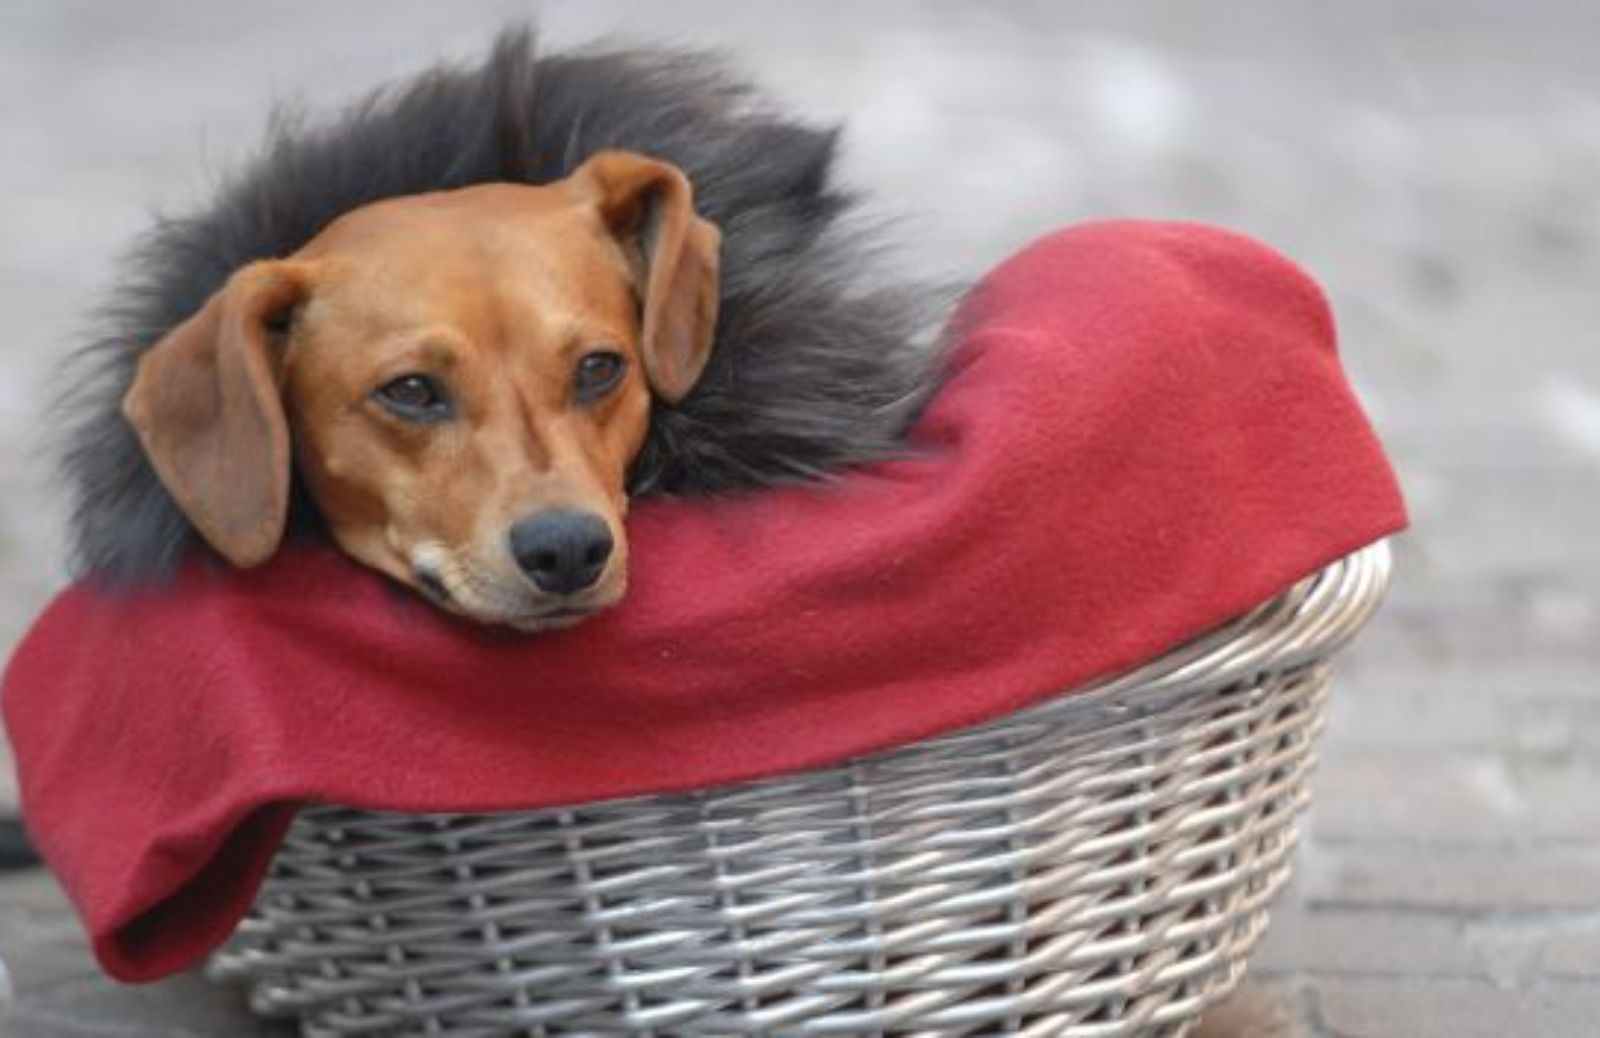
1, 1, 1597, 1035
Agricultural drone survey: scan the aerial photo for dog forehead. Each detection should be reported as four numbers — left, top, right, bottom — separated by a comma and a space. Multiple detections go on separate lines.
294, 185, 633, 330
302, 181, 599, 258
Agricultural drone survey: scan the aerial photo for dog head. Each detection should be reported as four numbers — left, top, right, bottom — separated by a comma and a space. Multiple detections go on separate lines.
122, 150, 720, 629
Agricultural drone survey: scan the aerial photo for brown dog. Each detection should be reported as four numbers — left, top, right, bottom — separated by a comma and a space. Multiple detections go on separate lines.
121, 150, 720, 630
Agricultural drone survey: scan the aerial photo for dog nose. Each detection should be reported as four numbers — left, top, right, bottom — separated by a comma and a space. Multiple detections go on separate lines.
509, 510, 614, 595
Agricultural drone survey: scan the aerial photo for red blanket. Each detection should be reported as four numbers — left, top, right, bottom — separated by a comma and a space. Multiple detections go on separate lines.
4, 222, 1405, 981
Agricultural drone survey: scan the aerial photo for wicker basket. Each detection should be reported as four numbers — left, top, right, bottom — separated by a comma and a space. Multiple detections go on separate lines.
208, 542, 1390, 1036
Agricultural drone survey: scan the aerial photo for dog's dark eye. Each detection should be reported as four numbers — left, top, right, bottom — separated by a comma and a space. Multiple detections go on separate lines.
374, 374, 451, 421
574, 350, 627, 404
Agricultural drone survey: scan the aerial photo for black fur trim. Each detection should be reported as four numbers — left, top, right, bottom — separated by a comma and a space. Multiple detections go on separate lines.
0, 815, 40, 871
55, 29, 943, 581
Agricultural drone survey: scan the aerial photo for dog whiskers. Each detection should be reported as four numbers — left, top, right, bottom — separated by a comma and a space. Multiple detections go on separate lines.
413, 547, 531, 621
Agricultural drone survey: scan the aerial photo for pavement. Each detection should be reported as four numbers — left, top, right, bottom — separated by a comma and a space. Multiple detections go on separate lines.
1, 1, 1597, 1035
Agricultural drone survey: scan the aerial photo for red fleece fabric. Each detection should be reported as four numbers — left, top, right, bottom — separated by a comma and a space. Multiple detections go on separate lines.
4, 222, 1405, 982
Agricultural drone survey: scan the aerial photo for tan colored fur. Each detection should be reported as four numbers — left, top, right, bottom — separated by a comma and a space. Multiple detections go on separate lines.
122, 151, 720, 629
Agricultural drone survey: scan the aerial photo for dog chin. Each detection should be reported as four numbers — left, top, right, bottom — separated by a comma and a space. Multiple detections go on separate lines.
479, 589, 625, 632
505, 610, 596, 633
504, 584, 627, 631
438, 595, 612, 633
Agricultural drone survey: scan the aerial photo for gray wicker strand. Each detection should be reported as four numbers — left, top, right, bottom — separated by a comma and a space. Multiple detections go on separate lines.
209, 541, 1391, 1036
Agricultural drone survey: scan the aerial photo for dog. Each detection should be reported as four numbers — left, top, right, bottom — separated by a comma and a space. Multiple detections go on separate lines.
57, 29, 939, 626
123, 152, 718, 629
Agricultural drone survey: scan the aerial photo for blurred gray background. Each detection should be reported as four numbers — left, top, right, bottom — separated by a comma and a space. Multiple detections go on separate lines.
1, 1, 1597, 1034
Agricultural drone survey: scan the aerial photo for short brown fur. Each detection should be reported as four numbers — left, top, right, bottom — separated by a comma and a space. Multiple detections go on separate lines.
122, 150, 721, 629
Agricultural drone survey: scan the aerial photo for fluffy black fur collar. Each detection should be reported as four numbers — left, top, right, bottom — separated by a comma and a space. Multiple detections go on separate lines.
57, 29, 939, 580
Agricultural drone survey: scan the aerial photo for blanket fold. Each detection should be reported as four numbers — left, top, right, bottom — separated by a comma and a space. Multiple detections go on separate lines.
4, 221, 1406, 981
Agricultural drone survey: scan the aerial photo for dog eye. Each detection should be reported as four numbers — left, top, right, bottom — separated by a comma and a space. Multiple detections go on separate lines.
374, 374, 451, 421
574, 350, 627, 404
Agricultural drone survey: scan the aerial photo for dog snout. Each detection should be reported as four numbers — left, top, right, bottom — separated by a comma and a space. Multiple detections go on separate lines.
509, 510, 614, 595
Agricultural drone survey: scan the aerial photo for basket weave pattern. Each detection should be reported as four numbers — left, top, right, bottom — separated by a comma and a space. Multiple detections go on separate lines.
210, 544, 1389, 1036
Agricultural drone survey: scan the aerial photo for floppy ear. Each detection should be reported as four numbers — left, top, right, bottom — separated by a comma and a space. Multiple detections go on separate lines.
573, 150, 722, 403
122, 260, 307, 568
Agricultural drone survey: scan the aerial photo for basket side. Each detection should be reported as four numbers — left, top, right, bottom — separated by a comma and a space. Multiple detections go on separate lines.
209, 542, 1391, 1036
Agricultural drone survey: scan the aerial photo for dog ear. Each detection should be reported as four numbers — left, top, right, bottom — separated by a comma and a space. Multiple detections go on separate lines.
122, 261, 308, 568
574, 150, 722, 403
